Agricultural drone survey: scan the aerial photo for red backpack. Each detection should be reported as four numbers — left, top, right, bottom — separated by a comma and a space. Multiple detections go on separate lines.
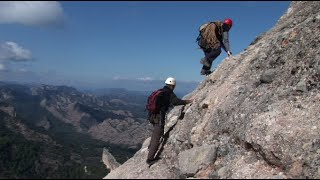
146, 89, 164, 114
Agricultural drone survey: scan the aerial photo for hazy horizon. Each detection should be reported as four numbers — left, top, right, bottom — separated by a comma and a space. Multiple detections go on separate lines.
0, 78, 199, 97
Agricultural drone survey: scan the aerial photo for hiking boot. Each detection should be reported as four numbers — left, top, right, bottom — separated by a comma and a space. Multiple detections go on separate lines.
201, 69, 212, 76
146, 157, 162, 166
200, 69, 206, 75
200, 57, 210, 67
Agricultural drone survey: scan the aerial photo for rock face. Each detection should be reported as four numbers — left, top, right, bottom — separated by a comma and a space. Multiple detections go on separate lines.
104, 1, 320, 179
102, 148, 121, 171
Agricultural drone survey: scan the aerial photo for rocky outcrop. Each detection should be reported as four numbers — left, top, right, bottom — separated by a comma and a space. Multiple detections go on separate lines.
104, 1, 320, 179
102, 148, 121, 171
89, 118, 151, 149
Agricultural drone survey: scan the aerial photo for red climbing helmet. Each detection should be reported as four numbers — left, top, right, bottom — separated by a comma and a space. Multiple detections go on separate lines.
224, 18, 233, 28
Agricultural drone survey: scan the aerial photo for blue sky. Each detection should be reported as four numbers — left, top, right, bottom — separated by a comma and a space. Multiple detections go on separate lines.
0, 1, 291, 92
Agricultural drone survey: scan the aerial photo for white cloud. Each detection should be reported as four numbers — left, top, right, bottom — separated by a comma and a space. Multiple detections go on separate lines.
0, 41, 32, 62
18, 68, 28, 72
0, 63, 5, 71
0, 1, 64, 27
113, 76, 155, 81
137, 77, 154, 81
112, 76, 129, 80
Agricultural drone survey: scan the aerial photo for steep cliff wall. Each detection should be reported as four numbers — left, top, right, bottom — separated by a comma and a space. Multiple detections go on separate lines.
104, 1, 320, 179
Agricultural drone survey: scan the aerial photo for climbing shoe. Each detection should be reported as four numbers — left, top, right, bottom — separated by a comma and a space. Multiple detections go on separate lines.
201, 69, 212, 76
146, 157, 162, 166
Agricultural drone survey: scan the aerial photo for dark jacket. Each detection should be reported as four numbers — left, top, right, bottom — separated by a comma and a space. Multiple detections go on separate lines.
159, 85, 187, 112
151, 85, 187, 125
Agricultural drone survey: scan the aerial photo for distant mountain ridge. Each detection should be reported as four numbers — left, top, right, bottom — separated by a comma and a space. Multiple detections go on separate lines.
0, 81, 152, 178
1, 78, 199, 98
1, 81, 152, 147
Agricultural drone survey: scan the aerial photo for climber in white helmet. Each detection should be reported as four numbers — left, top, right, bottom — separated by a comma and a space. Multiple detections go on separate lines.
146, 77, 193, 166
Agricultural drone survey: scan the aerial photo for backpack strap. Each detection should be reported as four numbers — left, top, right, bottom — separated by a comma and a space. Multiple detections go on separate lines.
213, 21, 224, 38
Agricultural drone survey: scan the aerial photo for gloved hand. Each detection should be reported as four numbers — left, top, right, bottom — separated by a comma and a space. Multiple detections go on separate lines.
227, 51, 232, 57
185, 99, 193, 104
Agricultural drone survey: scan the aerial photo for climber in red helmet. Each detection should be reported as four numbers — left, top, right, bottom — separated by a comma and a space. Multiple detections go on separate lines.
196, 18, 233, 76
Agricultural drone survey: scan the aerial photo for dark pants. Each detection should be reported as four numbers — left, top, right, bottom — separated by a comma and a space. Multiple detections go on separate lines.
201, 47, 222, 72
147, 113, 165, 161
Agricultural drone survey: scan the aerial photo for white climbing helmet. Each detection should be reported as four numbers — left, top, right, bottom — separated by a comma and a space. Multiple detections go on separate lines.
165, 77, 176, 86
